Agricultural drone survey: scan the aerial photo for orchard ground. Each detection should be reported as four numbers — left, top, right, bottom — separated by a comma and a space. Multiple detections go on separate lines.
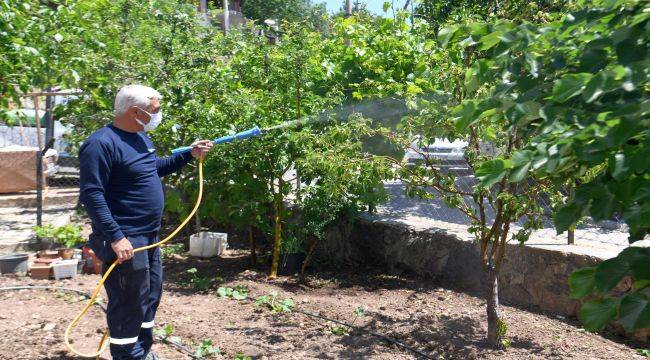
0, 249, 644, 360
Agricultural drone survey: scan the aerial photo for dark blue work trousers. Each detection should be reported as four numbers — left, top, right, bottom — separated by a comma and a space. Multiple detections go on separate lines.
92, 232, 163, 360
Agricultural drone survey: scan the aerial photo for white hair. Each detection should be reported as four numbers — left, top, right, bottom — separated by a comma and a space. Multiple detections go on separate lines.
113, 85, 162, 116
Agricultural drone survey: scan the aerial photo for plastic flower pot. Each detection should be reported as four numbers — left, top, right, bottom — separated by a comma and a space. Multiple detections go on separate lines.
0, 253, 29, 274
277, 253, 306, 275
52, 259, 78, 280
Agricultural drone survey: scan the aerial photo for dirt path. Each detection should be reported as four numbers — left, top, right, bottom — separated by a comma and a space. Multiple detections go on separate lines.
0, 249, 644, 359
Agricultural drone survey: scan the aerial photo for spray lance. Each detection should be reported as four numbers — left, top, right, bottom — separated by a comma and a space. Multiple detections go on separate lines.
170, 126, 263, 154
169, 115, 324, 154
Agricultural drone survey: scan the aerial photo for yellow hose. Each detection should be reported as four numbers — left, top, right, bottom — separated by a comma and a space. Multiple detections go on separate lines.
64, 158, 204, 358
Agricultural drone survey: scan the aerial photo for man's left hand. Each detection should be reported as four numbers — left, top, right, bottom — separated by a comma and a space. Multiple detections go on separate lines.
190, 140, 214, 159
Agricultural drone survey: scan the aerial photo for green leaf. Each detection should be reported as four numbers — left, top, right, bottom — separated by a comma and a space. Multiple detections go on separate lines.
619, 292, 650, 332
583, 71, 611, 103
438, 26, 458, 48
594, 256, 629, 293
464, 67, 478, 93
579, 298, 619, 332
452, 101, 477, 131
590, 188, 617, 221
475, 159, 512, 188
627, 247, 650, 280
217, 287, 230, 298
479, 31, 502, 51
554, 202, 583, 233
509, 162, 531, 183
569, 266, 596, 299
551, 73, 592, 103
382, 2, 390, 12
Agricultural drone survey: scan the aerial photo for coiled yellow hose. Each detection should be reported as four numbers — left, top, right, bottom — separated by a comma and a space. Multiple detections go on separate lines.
64, 158, 204, 358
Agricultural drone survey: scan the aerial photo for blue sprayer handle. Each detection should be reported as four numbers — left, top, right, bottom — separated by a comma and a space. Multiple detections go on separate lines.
171, 126, 263, 155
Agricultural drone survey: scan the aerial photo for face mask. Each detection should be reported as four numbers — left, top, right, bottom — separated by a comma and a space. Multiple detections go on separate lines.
135, 108, 162, 132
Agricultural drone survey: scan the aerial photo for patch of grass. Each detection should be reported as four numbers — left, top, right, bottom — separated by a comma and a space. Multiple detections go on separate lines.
185, 268, 217, 291
637, 349, 650, 357
234, 353, 252, 360
162, 243, 185, 259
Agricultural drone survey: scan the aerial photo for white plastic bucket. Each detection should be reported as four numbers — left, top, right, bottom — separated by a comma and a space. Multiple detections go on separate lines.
189, 232, 227, 258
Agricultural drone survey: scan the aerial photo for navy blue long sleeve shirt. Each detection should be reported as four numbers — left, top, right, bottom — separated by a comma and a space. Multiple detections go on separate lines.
79, 124, 193, 242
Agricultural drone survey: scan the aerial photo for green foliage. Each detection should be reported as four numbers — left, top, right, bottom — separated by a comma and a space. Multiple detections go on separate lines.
161, 243, 185, 259
416, 0, 574, 33
281, 232, 304, 254
217, 285, 248, 300
569, 247, 650, 332
194, 339, 220, 359
241, 0, 327, 29
254, 291, 295, 313
330, 325, 349, 336
33, 225, 55, 239
153, 324, 182, 346
437, 0, 648, 334
33, 224, 84, 248
443, 0, 649, 239
153, 324, 174, 339
186, 268, 216, 291
4, 0, 395, 276
234, 354, 252, 360
328, 306, 367, 336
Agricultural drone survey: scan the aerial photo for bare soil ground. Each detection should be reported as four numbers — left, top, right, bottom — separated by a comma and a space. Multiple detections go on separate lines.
0, 249, 644, 360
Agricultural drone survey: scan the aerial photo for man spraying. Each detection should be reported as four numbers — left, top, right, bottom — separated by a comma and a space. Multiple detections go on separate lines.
79, 85, 213, 360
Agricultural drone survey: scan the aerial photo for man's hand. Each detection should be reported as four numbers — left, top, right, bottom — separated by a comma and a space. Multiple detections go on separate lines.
190, 140, 214, 160
111, 238, 133, 263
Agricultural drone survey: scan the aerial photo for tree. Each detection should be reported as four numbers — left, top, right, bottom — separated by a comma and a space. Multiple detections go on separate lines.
421, 0, 648, 339
241, 0, 327, 28
0, 0, 88, 123
416, 0, 575, 33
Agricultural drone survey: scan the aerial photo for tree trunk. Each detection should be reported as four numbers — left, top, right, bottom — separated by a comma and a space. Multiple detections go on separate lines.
269, 185, 283, 279
249, 223, 256, 267
486, 267, 505, 349
300, 239, 319, 276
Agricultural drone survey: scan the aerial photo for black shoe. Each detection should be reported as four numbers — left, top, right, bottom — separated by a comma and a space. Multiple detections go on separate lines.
144, 351, 160, 360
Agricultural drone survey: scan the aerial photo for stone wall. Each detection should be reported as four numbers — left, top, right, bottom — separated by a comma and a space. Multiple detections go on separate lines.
320, 217, 603, 317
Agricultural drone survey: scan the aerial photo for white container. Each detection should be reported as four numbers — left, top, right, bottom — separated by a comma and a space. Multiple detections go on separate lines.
52, 259, 79, 280
189, 232, 227, 258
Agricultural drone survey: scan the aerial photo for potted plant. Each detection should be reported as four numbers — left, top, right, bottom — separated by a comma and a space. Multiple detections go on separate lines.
277, 232, 306, 275
53, 225, 84, 259
33, 225, 58, 256
33, 224, 84, 260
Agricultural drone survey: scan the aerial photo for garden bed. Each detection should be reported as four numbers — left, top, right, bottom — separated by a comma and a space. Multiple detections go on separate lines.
0, 249, 643, 359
